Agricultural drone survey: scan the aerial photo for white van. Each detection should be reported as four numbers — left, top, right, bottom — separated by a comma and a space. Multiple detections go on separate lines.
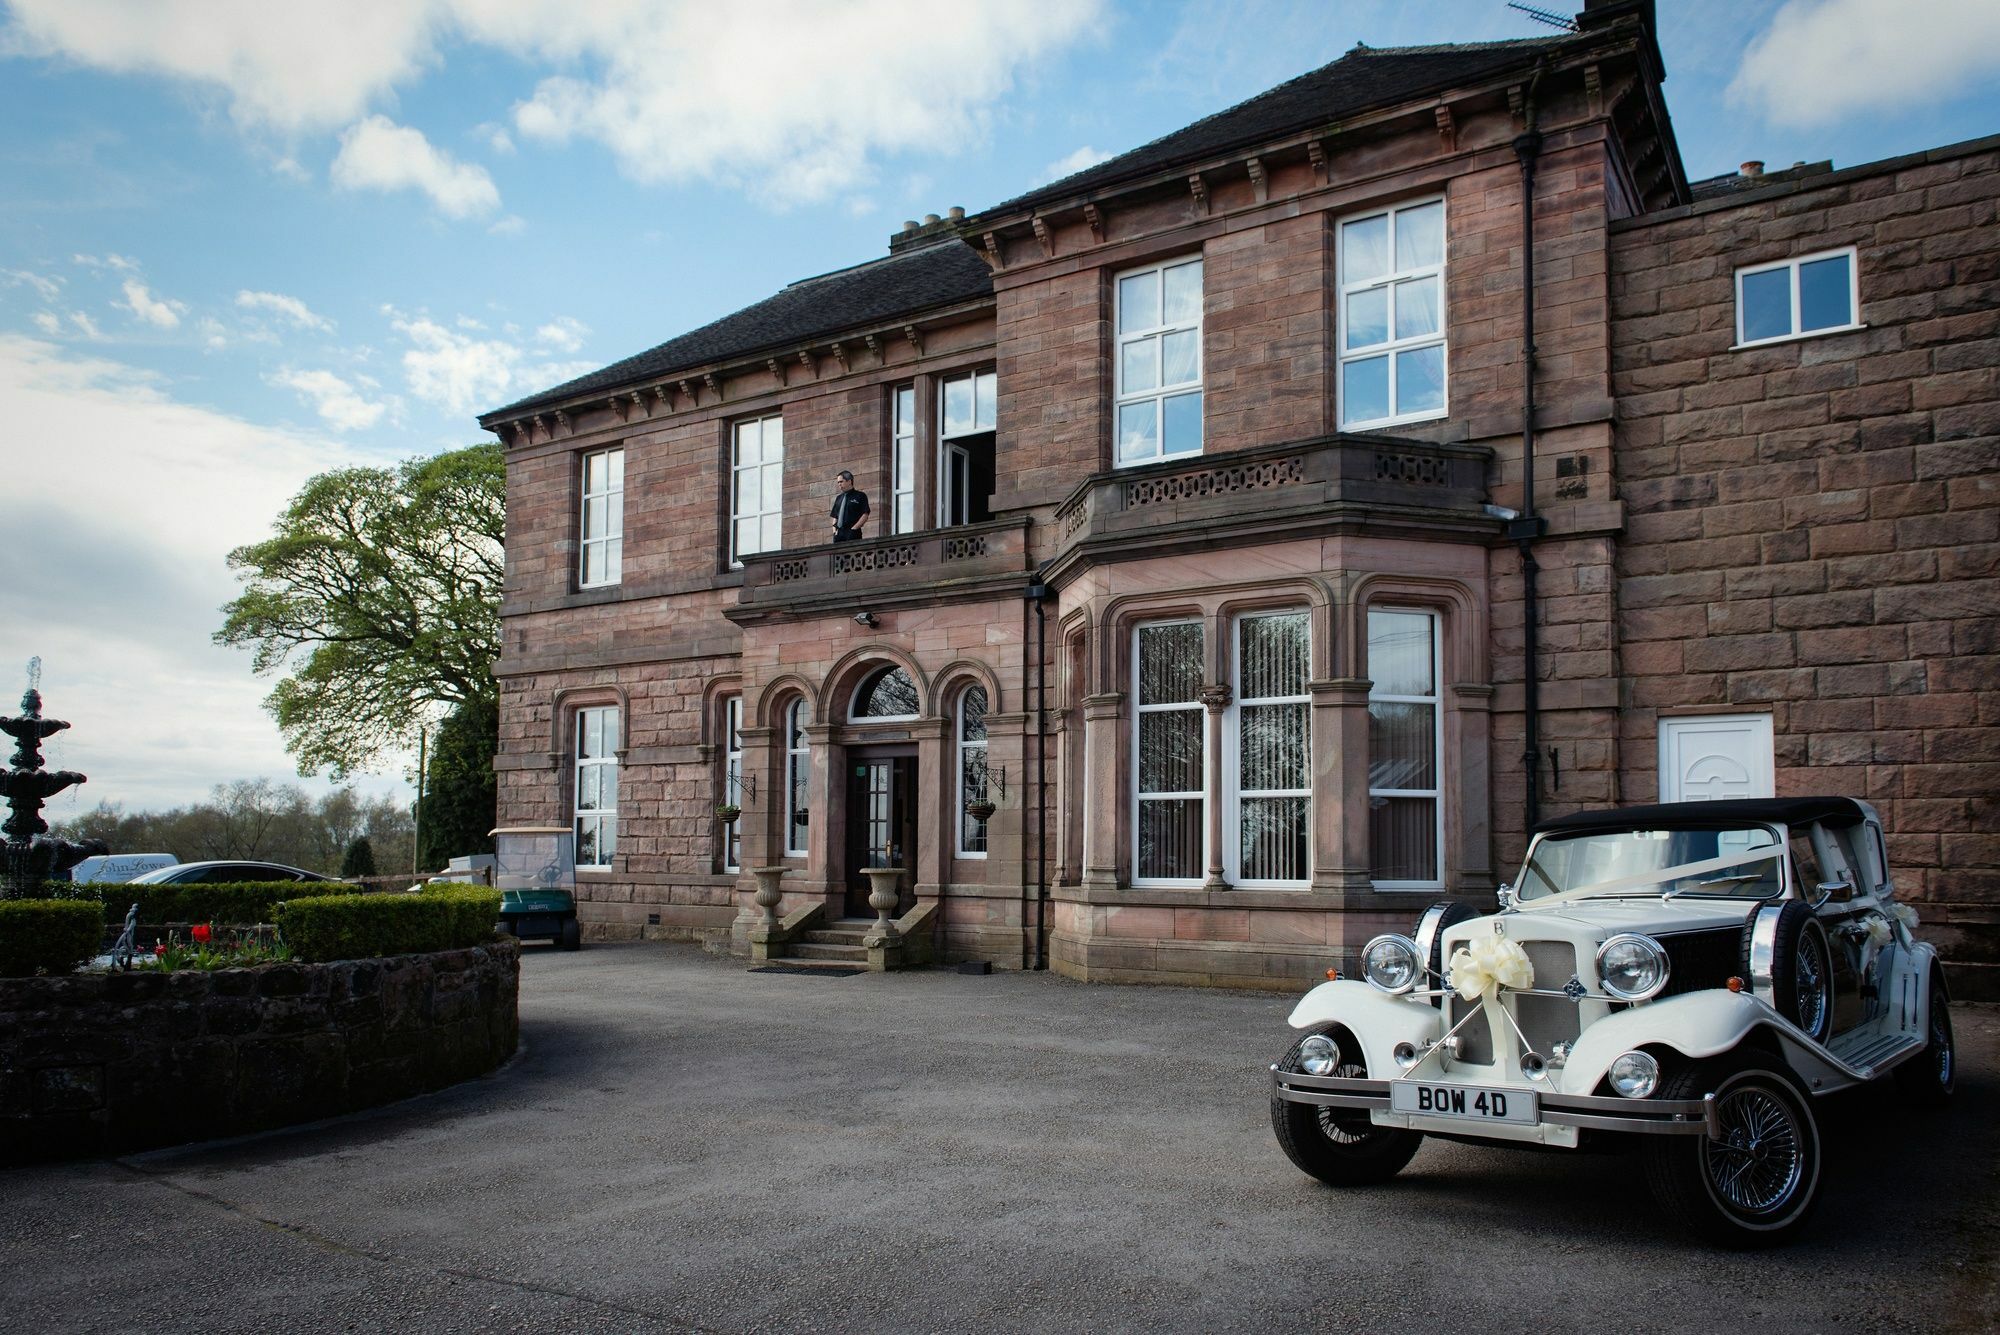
70, 853, 179, 884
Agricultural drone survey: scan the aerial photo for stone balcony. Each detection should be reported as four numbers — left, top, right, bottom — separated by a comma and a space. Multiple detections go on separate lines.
729, 516, 1033, 622
1044, 433, 1496, 583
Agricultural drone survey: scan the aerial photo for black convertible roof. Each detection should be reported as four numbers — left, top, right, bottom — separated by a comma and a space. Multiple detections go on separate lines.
1534, 798, 1871, 835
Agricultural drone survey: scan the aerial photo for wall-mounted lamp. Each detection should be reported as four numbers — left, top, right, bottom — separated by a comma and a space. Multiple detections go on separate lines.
853, 610, 879, 627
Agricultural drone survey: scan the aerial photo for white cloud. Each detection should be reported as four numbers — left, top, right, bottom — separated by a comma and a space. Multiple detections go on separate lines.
32, 311, 62, 335
477, 122, 515, 154
391, 312, 522, 415
1041, 145, 1113, 184
3, 0, 444, 134
487, 214, 526, 236
116, 277, 184, 328
534, 316, 588, 353
71, 252, 138, 271
330, 115, 500, 219
0, 334, 385, 808
236, 289, 333, 332
507, 2, 1104, 206
1729, 0, 2000, 127
272, 155, 312, 182
270, 367, 389, 431
69, 311, 105, 339
198, 316, 228, 351
5, 268, 64, 301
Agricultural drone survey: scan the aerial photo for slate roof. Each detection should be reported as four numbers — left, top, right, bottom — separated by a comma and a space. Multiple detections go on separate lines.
976, 37, 1574, 220
487, 37, 1577, 422
1688, 160, 1832, 202
484, 238, 994, 421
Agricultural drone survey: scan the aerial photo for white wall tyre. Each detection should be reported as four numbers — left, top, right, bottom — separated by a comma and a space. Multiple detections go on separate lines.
1270, 1024, 1422, 1187
1644, 1058, 1822, 1248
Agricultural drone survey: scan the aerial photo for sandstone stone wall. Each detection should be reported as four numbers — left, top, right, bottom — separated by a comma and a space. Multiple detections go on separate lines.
0, 941, 519, 1163
1608, 136, 2000, 993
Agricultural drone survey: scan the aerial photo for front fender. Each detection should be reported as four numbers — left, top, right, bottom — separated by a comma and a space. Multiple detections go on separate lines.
1563, 990, 1853, 1095
1285, 980, 1442, 1079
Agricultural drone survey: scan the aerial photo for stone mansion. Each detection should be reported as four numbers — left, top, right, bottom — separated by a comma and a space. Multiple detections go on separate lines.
480, 0, 1999, 996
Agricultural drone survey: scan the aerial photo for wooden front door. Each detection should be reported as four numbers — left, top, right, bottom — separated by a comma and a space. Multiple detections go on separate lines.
845, 754, 916, 916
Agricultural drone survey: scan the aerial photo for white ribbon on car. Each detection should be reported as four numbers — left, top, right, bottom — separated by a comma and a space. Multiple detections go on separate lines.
1524, 845, 1783, 909
1890, 901, 1919, 934
1448, 935, 1535, 1003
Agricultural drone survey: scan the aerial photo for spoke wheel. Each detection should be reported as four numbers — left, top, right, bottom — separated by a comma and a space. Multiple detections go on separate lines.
1271, 1025, 1422, 1187
1895, 973, 1954, 1108
1645, 1058, 1821, 1248
1791, 928, 1831, 1041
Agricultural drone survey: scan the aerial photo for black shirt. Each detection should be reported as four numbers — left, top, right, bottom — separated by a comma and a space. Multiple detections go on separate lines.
830, 488, 870, 533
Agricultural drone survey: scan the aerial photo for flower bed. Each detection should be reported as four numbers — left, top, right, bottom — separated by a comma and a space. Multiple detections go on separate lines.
0, 938, 519, 1164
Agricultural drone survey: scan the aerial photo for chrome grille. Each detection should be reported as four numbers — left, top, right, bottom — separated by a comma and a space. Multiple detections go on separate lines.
1517, 941, 1583, 1055
1447, 999, 1495, 1064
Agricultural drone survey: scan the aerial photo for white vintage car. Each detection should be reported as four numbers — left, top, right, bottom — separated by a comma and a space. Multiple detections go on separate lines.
1270, 798, 1955, 1247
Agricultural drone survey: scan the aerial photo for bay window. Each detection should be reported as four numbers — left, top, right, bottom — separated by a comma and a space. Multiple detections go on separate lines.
958, 686, 990, 857
1133, 621, 1205, 884
1228, 612, 1310, 885
1339, 198, 1447, 428
1368, 608, 1443, 888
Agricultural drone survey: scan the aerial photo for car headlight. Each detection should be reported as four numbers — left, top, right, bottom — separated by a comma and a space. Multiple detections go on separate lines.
1361, 934, 1422, 994
1297, 1034, 1340, 1076
1596, 933, 1670, 1001
1608, 1050, 1660, 1099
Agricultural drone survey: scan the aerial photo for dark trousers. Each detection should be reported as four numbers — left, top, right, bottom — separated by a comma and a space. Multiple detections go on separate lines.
833, 529, 862, 543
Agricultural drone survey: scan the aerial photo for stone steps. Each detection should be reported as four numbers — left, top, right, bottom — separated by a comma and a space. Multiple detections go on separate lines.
789, 941, 869, 962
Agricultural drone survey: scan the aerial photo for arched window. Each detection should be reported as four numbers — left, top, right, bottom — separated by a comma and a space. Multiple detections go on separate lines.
784, 698, 811, 857
958, 685, 990, 857
850, 665, 919, 721
722, 695, 743, 872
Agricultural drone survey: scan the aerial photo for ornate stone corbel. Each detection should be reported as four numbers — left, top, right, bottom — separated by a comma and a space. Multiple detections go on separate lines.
1031, 215, 1053, 258
1188, 172, 1209, 215
552, 409, 571, 436
1584, 64, 1603, 117
655, 383, 675, 412
768, 357, 787, 387
530, 414, 547, 442
863, 332, 882, 361
797, 349, 815, 380
1307, 138, 1328, 183
1246, 156, 1268, 203
1082, 202, 1104, 243
612, 395, 631, 423
903, 324, 923, 358
494, 421, 516, 447
982, 231, 1003, 270
702, 372, 721, 402
830, 341, 850, 375
679, 378, 696, 406
1434, 105, 1457, 154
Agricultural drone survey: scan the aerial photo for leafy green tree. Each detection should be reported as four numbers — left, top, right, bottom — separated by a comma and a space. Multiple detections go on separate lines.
417, 697, 498, 870
216, 443, 503, 777
340, 836, 378, 878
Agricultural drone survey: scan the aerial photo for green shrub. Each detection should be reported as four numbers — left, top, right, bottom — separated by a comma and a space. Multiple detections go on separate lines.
0, 900, 106, 977
275, 885, 502, 963
49, 880, 355, 927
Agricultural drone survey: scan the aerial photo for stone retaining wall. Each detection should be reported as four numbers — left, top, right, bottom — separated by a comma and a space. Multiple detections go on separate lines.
0, 939, 519, 1163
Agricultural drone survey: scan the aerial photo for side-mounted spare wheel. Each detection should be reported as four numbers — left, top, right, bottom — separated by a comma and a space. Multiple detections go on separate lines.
1271, 1024, 1422, 1186
1743, 901, 1834, 1044
1643, 1055, 1822, 1248
1894, 968, 1953, 1108
1413, 901, 1480, 999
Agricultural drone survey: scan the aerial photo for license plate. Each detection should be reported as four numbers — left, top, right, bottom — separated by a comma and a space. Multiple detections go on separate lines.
1390, 1081, 1537, 1125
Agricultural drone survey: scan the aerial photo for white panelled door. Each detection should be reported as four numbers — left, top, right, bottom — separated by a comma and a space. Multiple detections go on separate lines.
1658, 714, 1775, 802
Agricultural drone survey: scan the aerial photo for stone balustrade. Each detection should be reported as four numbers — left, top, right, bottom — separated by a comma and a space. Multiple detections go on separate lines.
731, 516, 1033, 619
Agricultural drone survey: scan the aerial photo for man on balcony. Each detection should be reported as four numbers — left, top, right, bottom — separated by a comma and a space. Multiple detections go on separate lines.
830, 470, 870, 543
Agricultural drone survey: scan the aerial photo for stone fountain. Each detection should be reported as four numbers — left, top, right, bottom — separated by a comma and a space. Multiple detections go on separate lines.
1, 660, 105, 898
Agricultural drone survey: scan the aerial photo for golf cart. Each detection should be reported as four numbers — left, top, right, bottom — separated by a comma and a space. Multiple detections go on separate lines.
492, 826, 582, 950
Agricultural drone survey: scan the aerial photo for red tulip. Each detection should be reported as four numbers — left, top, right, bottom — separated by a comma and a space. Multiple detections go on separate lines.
191, 923, 212, 944
153, 943, 167, 957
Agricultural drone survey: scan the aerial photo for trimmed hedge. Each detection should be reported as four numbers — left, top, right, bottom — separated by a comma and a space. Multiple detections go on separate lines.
274, 885, 502, 963
0, 899, 107, 977
48, 880, 355, 927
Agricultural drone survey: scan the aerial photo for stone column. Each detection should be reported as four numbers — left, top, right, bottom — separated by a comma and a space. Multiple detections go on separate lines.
1199, 683, 1232, 891
1079, 692, 1125, 890
735, 724, 778, 877
802, 723, 844, 916
912, 716, 950, 910
1310, 677, 1375, 895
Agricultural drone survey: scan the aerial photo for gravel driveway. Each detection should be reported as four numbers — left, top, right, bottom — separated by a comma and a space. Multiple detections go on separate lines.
3, 944, 1995, 1333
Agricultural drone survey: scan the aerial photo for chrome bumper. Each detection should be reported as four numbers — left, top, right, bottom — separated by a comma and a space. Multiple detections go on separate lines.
1271, 1067, 1716, 1137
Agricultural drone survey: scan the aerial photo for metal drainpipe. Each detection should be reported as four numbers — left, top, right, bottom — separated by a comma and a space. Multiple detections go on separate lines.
1512, 70, 1547, 833
1028, 574, 1050, 969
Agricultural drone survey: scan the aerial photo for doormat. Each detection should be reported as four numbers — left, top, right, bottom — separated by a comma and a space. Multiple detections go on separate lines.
748, 964, 867, 978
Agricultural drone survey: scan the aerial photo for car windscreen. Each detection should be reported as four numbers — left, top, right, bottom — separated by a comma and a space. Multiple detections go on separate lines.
1515, 825, 1784, 902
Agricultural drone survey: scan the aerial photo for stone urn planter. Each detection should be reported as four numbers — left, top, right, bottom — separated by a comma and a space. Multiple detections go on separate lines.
750, 865, 790, 931
862, 866, 905, 947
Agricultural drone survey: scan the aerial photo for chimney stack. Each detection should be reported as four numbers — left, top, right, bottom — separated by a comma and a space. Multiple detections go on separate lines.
1740, 160, 1764, 178
947, 206, 965, 221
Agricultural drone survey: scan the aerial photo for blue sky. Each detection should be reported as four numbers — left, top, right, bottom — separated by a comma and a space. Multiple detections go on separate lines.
3, 0, 1997, 819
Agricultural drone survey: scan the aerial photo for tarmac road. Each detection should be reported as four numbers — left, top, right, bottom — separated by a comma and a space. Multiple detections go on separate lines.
3, 944, 1996, 1333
